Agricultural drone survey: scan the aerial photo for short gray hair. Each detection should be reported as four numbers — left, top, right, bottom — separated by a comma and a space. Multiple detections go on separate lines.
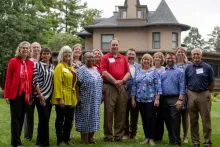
191, 48, 203, 55
57, 46, 73, 64
83, 52, 94, 62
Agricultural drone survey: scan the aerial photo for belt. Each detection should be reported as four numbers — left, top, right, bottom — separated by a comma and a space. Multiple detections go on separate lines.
162, 94, 179, 98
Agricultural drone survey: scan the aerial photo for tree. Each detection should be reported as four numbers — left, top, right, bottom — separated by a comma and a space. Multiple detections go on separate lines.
80, 8, 102, 30
47, 33, 82, 51
183, 27, 205, 51
207, 26, 220, 52
55, 0, 87, 34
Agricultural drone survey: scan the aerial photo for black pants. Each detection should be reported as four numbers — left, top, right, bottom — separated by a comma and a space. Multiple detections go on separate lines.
24, 99, 35, 140
10, 93, 27, 147
124, 99, 139, 137
35, 98, 52, 147
138, 102, 156, 139
55, 105, 74, 144
162, 96, 181, 145
155, 98, 164, 140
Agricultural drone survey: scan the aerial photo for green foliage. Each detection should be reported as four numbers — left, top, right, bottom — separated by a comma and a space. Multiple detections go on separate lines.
0, 0, 102, 88
183, 27, 205, 51
0, 90, 3, 98
47, 33, 82, 51
214, 92, 220, 97
207, 26, 220, 52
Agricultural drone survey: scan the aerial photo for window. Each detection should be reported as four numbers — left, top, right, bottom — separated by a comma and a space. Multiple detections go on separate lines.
172, 33, 178, 49
152, 32, 160, 49
101, 34, 114, 50
137, 10, 142, 18
122, 10, 127, 19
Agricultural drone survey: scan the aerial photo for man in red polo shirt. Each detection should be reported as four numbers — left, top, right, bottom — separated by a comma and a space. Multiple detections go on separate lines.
100, 38, 130, 142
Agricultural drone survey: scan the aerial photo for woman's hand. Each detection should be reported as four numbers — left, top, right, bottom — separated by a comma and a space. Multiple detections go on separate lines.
154, 99, 159, 107
131, 99, 136, 108
59, 98, 65, 108
39, 95, 46, 106
5, 98, 10, 104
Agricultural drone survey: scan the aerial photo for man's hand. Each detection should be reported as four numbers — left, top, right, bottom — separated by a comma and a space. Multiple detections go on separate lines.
114, 80, 123, 89
175, 100, 182, 110
132, 99, 136, 108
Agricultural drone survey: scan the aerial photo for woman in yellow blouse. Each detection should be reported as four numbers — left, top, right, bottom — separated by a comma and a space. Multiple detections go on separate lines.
52, 46, 78, 146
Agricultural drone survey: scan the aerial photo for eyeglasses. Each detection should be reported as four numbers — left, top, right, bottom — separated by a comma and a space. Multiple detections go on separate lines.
20, 47, 29, 50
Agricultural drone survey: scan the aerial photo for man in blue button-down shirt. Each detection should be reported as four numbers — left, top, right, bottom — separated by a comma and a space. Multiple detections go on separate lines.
123, 48, 141, 139
161, 52, 185, 147
185, 48, 214, 147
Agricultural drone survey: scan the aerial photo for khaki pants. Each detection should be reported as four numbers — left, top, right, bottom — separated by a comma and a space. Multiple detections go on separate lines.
103, 84, 128, 139
187, 90, 212, 146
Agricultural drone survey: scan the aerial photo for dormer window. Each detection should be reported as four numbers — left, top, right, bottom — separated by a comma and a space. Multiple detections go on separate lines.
137, 10, 142, 18
122, 10, 127, 19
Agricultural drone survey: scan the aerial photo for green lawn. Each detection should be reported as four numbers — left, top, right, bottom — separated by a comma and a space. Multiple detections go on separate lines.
0, 99, 220, 147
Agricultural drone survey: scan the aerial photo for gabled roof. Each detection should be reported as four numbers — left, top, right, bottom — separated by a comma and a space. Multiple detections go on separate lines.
82, 0, 190, 33
148, 0, 178, 24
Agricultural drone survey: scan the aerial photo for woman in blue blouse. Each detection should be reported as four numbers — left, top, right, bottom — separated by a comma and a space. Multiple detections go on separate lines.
131, 53, 162, 146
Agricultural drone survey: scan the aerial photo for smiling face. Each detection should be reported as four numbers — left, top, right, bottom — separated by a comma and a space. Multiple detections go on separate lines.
63, 50, 72, 63
93, 50, 102, 61
154, 54, 162, 65
166, 54, 176, 67
175, 48, 186, 63
19, 44, 30, 58
191, 49, 202, 64
85, 54, 94, 68
73, 45, 82, 58
110, 40, 119, 55
32, 44, 41, 58
126, 50, 136, 64
41, 51, 51, 63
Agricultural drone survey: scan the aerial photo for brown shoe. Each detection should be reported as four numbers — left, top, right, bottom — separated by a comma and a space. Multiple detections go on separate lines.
80, 133, 89, 144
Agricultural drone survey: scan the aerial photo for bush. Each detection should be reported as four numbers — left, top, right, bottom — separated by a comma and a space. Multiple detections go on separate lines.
214, 92, 220, 97
0, 90, 3, 98
212, 96, 218, 102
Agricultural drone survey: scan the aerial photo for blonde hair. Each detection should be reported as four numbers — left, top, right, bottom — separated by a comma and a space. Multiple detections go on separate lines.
153, 51, 165, 65
141, 53, 154, 69
57, 46, 73, 64
15, 41, 31, 59
92, 49, 103, 56
72, 44, 82, 50
175, 47, 188, 63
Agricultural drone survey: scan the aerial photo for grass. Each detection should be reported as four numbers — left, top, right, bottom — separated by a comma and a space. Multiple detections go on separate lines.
0, 99, 220, 147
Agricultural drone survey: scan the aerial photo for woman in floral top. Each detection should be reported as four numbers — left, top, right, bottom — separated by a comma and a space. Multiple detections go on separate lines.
131, 53, 162, 146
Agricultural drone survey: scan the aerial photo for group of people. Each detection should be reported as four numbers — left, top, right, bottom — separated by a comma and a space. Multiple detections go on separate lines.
4, 38, 214, 147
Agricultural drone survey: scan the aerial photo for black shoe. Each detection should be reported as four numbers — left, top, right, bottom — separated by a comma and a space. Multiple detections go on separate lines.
104, 138, 113, 142
114, 137, 122, 142
193, 144, 200, 147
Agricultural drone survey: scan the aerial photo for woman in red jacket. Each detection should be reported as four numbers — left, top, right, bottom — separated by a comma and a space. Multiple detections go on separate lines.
4, 41, 34, 147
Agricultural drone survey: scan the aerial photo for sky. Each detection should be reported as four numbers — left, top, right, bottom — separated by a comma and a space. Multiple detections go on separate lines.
82, 0, 220, 41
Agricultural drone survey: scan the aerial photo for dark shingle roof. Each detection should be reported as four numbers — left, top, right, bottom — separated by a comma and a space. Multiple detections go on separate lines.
148, 0, 178, 24
82, 0, 190, 32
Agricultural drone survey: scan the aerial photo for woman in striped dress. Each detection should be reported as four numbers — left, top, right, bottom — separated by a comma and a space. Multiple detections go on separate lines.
33, 48, 54, 147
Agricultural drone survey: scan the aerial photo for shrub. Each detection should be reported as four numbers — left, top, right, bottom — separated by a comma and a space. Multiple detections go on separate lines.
0, 90, 3, 98
212, 96, 217, 102
214, 92, 220, 97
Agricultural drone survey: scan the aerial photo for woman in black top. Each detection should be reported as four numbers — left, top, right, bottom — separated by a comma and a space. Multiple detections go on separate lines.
33, 48, 54, 147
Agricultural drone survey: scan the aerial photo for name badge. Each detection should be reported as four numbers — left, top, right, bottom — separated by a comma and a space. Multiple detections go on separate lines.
63, 68, 69, 73
109, 58, 115, 63
196, 68, 204, 74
